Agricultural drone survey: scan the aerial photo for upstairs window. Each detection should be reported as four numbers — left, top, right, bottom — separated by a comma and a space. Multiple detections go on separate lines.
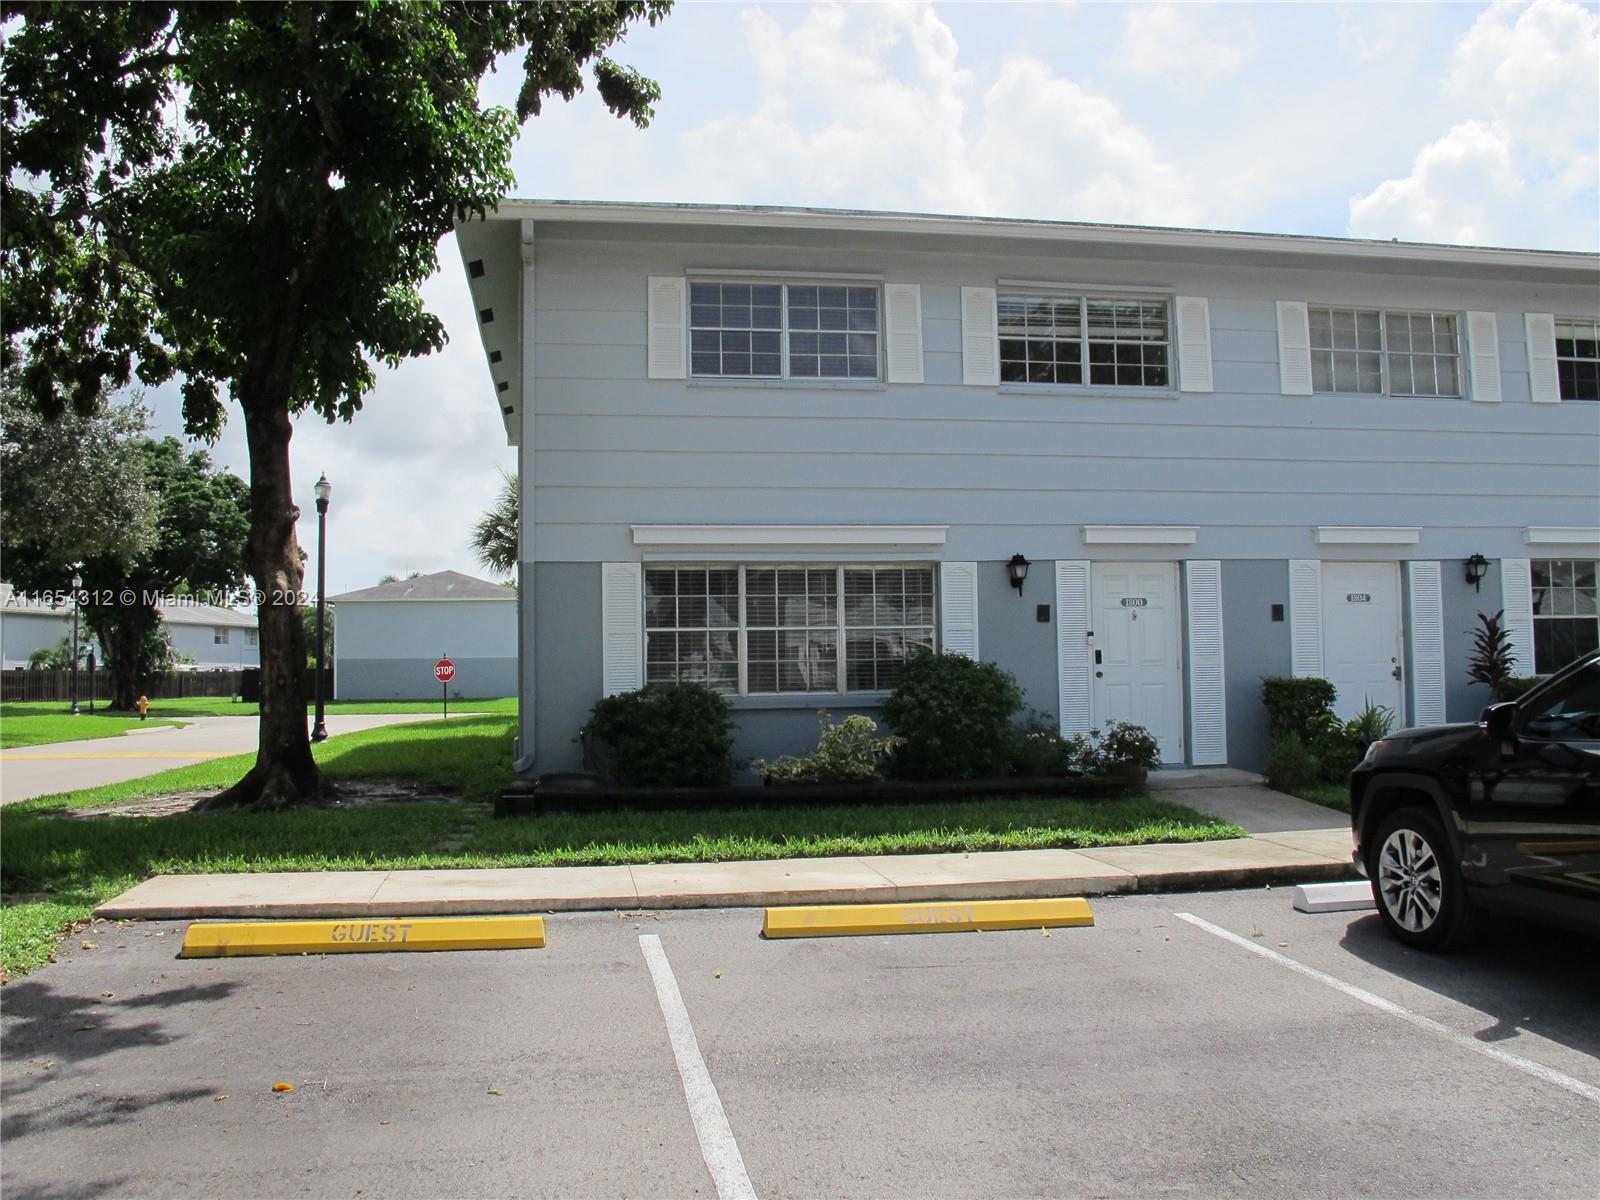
999, 295, 1169, 388
688, 282, 879, 381
1556, 318, 1600, 401
1309, 307, 1461, 397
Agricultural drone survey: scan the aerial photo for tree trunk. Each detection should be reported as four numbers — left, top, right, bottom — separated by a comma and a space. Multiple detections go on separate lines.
204, 395, 334, 809
85, 605, 152, 711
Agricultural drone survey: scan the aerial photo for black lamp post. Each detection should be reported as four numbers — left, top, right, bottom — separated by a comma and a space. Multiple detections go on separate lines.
311, 473, 332, 743
70, 569, 82, 715
87, 648, 96, 713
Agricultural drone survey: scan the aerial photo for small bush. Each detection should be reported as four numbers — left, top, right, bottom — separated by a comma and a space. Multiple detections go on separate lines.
1091, 720, 1163, 774
1264, 733, 1320, 793
1311, 699, 1395, 782
1007, 710, 1095, 778
755, 711, 903, 784
882, 651, 1024, 780
1467, 610, 1516, 699
1261, 676, 1338, 743
1500, 676, 1542, 702
584, 684, 735, 787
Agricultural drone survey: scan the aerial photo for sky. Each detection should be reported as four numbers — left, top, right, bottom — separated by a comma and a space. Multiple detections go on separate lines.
139, 0, 1600, 597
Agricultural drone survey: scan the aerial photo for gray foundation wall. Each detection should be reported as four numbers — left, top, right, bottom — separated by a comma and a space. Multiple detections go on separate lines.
336, 656, 515, 701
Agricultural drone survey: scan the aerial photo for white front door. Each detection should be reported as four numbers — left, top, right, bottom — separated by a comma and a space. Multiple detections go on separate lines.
1091, 562, 1183, 763
1321, 561, 1404, 722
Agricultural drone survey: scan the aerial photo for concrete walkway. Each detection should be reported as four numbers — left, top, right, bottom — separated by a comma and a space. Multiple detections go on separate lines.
96, 769, 1357, 920
0, 713, 469, 805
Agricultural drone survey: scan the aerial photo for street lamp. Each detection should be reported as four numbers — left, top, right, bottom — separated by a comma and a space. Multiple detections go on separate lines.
311, 473, 332, 743
70, 569, 82, 715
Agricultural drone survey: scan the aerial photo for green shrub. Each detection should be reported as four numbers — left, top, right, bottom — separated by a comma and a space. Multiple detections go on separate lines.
882, 651, 1024, 780
1310, 698, 1396, 782
754, 711, 903, 784
584, 683, 735, 787
1007, 710, 1094, 778
1091, 720, 1162, 774
1467, 609, 1516, 699
1500, 676, 1543, 701
1264, 733, 1320, 793
1261, 676, 1338, 743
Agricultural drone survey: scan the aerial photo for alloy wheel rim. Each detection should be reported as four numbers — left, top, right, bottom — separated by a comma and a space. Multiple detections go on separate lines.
1377, 828, 1443, 933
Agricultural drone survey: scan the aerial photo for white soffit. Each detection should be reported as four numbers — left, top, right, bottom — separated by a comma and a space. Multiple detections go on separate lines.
631, 524, 949, 548
1082, 525, 1198, 546
1314, 526, 1421, 546
1523, 527, 1600, 546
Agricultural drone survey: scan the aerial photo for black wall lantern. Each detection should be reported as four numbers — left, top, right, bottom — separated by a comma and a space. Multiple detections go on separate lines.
1007, 553, 1031, 595
1464, 553, 1489, 592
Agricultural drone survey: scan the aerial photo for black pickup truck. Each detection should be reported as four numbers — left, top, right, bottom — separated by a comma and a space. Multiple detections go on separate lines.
1350, 649, 1600, 949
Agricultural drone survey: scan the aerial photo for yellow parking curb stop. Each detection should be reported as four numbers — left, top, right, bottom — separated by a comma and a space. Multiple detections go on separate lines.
179, 915, 546, 957
763, 897, 1094, 939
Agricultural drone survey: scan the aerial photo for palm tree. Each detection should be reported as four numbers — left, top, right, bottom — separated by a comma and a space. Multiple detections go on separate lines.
471, 471, 518, 577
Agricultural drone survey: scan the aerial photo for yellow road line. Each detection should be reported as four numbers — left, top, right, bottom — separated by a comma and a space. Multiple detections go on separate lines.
763, 897, 1095, 939
0, 751, 233, 761
179, 915, 547, 958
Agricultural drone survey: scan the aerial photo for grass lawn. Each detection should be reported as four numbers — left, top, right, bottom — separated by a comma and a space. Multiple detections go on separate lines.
0, 696, 515, 749
1, 713, 1244, 978
1290, 781, 1352, 813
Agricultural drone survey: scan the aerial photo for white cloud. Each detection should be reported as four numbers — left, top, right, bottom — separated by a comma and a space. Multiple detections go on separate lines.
673, 3, 1205, 224
1349, 0, 1599, 249
1117, 3, 1259, 81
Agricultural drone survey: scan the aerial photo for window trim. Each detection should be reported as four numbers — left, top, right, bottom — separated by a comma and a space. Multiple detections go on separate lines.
643, 562, 938, 699
1307, 305, 1464, 398
214, 627, 230, 645
995, 290, 1175, 392
687, 279, 884, 383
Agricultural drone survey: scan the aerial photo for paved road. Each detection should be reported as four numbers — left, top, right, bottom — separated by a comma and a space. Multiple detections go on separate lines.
3, 889, 1595, 1199
0, 714, 469, 804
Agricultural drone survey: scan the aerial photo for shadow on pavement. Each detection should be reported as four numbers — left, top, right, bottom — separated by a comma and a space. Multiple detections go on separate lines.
1338, 912, 1600, 1061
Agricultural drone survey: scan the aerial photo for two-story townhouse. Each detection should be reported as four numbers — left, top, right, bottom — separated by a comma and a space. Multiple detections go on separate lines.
455, 201, 1600, 778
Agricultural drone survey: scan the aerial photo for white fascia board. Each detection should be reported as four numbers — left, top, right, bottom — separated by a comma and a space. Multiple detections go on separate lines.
1522, 527, 1600, 546
474, 200, 1598, 275
631, 524, 949, 548
1314, 526, 1421, 546
1082, 525, 1198, 546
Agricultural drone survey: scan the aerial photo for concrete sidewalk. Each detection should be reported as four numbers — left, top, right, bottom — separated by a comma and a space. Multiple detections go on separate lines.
0, 712, 479, 805
96, 774, 1357, 919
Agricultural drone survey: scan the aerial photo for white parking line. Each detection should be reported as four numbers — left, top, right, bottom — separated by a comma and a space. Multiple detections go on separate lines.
639, 933, 758, 1200
1175, 912, 1600, 1106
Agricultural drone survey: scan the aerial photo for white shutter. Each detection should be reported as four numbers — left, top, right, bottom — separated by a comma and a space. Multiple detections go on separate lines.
1276, 301, 1314, 396
1289, 559, 1324, 678
646, 277, 686, 380
601, 562, 644, 695
1466, 311, 1502, 403
938, 561, 979, 658
961, 286, 999, 386
1525, 313, 1560, 403
1500, 558, 1535, 676
1176, 296, 1214, 393
1056, 560, 1092, 736
1185, 560, 1228, 765
1407, 562, 1446, 726
883, 283, 925, 384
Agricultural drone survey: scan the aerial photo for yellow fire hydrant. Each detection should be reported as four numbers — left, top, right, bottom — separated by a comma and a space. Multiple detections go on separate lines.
137, 695, 149, 721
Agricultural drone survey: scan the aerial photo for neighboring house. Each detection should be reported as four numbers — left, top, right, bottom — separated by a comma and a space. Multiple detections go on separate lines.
0, 583, 259, 670
455, 200, 1600, 776
327, 570, 516, 699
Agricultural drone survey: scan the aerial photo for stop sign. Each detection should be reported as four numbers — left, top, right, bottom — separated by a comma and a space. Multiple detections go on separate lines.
434, 658, 456, 684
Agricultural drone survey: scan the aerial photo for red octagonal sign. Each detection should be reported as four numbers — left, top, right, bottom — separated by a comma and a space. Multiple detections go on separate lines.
434, 658, 456, 684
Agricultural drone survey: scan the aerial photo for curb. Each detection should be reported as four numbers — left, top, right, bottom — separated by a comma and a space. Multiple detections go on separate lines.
94, 858, 1359, 922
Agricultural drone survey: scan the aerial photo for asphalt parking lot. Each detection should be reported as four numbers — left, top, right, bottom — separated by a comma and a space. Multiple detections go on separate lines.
3, 887, 1596, 1200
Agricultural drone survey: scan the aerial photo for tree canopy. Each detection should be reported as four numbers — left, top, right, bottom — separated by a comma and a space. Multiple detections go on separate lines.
2, 2, 670, 805
471, 471, 519, 577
